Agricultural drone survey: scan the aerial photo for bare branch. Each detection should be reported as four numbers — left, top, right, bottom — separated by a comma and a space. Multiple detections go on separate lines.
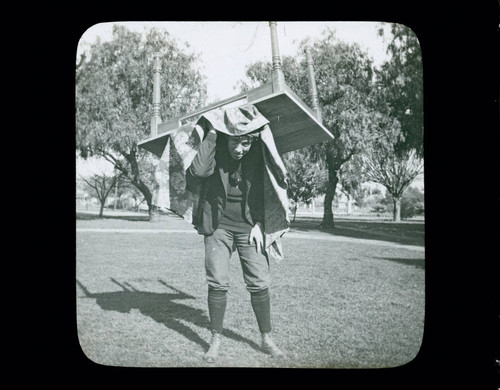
362, 148, 422, 198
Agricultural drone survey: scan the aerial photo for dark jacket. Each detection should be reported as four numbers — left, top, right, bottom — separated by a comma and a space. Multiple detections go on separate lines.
186, 132, 264, 235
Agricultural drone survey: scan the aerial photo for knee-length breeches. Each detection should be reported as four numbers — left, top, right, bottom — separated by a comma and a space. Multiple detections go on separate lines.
204, 228, 270, 293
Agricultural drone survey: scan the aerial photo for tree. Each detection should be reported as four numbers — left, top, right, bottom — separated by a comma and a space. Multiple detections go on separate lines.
81, 173, 120, 217
399, 186, 424, 219
360, 23, 424, 221
116, 175, 147, 211
362, 148, 423, 221
240, 29, 384, 228
337, 154, 365, 214
376, 23, 423, 157
308, 33, 388, 228
282, 149, 327, 221
76, 25, 205, 220
380, 186, 424, 219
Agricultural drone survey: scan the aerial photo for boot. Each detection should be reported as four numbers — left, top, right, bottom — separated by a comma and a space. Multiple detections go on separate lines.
203, 331, 221, 363
261, 332, 285, 359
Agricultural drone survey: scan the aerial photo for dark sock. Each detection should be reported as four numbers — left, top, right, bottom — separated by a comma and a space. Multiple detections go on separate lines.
208, 288, 227, 334
250, 288, 272, 334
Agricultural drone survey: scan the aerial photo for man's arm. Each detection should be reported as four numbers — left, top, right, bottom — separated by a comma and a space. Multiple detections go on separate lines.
188, 130, 217, 178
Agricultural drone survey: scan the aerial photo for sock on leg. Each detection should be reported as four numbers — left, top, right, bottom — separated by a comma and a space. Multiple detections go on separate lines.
250, 288, 272, 334
251, 289, 285, 358
204, 288, 226, 362
207, 288, 227, 334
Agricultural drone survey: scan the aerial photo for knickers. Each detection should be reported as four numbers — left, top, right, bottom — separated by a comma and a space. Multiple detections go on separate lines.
204, 228, 270, 293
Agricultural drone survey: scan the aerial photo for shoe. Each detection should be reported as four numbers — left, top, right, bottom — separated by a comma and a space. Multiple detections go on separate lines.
261, 333, 285, 359
203, 332, 221, 363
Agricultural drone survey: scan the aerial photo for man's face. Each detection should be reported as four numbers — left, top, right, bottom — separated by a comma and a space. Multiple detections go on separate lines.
227, 136, 253, 160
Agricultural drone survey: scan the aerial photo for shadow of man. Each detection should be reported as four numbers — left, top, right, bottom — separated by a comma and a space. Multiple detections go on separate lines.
76, 278, 260, 352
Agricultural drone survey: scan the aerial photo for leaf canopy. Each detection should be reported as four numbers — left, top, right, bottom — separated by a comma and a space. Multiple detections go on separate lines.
76, 25, 205, 159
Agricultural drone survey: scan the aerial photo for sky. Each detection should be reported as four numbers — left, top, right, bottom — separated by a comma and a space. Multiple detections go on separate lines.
77, 21, 391, 102
76, 21, 392, 176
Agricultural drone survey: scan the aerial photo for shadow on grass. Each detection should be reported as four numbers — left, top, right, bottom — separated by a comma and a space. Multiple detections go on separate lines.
375, 257, 425, 270
76, 278, 261, 352
290, 217, 425, 247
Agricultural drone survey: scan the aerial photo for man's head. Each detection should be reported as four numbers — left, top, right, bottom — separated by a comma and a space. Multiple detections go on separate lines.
226, 132, 260, 160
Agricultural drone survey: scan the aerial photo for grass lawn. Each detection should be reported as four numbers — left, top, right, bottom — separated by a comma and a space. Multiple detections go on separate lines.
76, 211, 425, 368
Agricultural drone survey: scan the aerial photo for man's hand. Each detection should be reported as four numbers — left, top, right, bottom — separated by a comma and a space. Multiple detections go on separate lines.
249, 222, 264, 254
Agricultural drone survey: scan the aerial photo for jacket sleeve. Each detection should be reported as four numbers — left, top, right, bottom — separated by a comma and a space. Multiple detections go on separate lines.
188, 132, 217, 178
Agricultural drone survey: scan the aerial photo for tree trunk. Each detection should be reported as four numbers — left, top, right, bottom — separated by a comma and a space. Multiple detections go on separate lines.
99, 202, 105, 218
321, 159, 339, 229
144, 193, 160, 222
321, 190, 334, 228
119, 149, 157, 222
149, 204, 160, 222
393, 197, 401, 222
